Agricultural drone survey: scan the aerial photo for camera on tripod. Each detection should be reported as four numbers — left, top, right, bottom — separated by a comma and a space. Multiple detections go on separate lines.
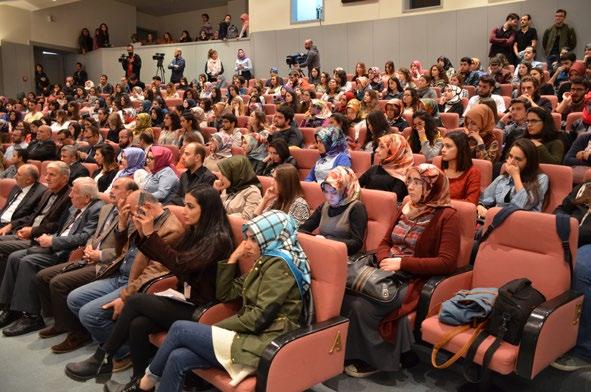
117, 54, 127, 64
152, 53, 165, 64
285, 53, 308, 68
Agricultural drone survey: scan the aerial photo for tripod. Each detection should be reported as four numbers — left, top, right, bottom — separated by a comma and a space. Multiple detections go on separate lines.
155, 59, 166, 83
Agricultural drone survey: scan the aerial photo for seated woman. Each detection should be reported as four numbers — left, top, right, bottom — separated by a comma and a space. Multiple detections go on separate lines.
142, 146, 180, 203
258, 139, 297, 176
203, 131, 232, 172
441, 131, 481, 204
124, 209, 312, 392
359, 133, 412, 198
109, 146, 148, 191
158, 112, 181, 145
92, 144, 119, 193
478, 138, 549, 218
255, 164, 310, 226
300, 166, 367, 255
131, 113, 154, 146
215, 155, 262, 220
305, 126, 352, 183
74, 185, 234, 391
363, 110, 393, 153
524, 106, 564, 164
383, 77, 403, 100
301, 99, 331, 128
241, 133, 268, 174
342, 163, 459, 378
464, 104, 499, 163
420, 98, 442, 127
402, 87, 422, 116
437, 84, 464, 116
360, 89, 379, 119
384, 99, 409, 130
408, 111, 443, 162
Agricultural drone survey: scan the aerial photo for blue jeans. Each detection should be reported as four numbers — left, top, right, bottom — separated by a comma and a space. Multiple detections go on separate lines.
146, 321, 221, 392
573, 245, 591, 359
66, 275, 129, 359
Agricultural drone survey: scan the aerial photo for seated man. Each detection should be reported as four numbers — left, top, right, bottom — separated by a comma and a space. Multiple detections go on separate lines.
60, 145, 89, 185
497, 98, 531, 161
3, 125, 29, 164
36, 177, 138, 353
464, 75, 507, 116
27, 125, 57, 161
556, 77, 589, 121
0, 177, 101, 336
168, 142, 215, 206
56, 129, 75, 150
64, 191, 184, 380
459, 57, 480, 87
79, 125, 104, 164
488, 57, 512, 94
0, 164, 46, 231
267, 105, 304, 148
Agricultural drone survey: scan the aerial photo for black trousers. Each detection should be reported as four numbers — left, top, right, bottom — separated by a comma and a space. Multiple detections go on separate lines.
102, 293, 195, 378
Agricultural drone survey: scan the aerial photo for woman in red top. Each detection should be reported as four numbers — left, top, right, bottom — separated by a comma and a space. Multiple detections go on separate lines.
342, 164, 460, 378
441, 131, 481, 204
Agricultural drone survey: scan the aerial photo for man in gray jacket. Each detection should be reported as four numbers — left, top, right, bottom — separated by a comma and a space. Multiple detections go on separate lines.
304, 39, 320, 77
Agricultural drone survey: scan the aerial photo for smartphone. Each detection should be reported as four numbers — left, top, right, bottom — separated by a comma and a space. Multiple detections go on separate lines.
138, 191, 146, 207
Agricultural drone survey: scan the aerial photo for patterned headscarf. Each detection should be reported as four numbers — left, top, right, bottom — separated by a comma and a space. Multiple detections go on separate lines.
346, 98, 361, 116
315, 126, 349, 158
310, 99, 332, 119
420, 98, 440, 119
403, 163, 451, 220
117, 147, 146, 178
385, 99, 403, 119
210, 131, 232, 158
149, 145, 178, 175
134, 112, 152, 136
444, 84, 462, 105
378, 133, 414, 182
368, 67, 381, 83
465, 104, 495, 135
321, 166, 361, 207
243, 210, 312, 324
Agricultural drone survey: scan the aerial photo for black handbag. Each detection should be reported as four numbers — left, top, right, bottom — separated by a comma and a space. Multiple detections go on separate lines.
346, 253, 409, 305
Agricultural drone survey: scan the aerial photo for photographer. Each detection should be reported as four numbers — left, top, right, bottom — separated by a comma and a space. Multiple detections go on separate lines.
121, 44, 142, 81
167, 48, 185, 84
303, 39, 320, 77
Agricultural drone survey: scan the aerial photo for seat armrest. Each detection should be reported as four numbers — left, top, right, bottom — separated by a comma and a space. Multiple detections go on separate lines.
139, 274, 177, 294
198, 300, 242, 325
516, 290, 584, 379
255, 316, 349, 392
414, 265, 473, 342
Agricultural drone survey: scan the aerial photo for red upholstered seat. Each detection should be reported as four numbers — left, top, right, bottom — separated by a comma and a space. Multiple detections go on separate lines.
440, 112, 460, 130
0, 178, 16, 208
565, 112, 583, 131
290, 148, 320, 180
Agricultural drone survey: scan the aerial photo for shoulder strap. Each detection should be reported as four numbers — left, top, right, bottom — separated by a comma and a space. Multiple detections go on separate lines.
470, 205, 522, 264
431, 322, 486, 369
265, 250, 306, 301
555, 213, 573, 276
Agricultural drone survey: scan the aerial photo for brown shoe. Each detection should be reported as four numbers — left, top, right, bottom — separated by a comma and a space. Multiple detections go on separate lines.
113, 356, 133, 373
38, 325, 65, 339
51, 331, 91, 353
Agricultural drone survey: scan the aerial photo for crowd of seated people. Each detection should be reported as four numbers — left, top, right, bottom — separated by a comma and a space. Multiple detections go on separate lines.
0, 6, 591, 391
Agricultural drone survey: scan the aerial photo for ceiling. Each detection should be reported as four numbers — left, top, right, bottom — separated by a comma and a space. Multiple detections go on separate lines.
116, 0, 228, 16
0, 0, 80, 11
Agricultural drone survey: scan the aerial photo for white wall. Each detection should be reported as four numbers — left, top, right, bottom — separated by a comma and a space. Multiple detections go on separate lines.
136, 12, 161, 33
0, 5, 32, 45
158, 6, 228, 40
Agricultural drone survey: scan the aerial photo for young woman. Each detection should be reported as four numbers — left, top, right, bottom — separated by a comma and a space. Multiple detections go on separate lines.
92, 144, 119, 193
353, 62, 367, 82
255, 164, 311, 226
142, 146, 180, 203
441, 131, 481, 204
305, 126, 352, 183
176, 113, 204, 146
150, 107, 164, 129
409, 111, 443, 162
449, 73, 470, 99
214, 155, 262, 220
309, 67, 321, 86
402, 88, 422, 116
382, 77, 404, 100
316, 72, 330, 95
96, 23, 110, 48
321, 79, 340, 103
78, 28, 93, 54
300, 166, 368, 256
368, 67, 384, 92
464, 104, 499, 162
105, 113, 123, 145
383, 60, 396, 85
34, 64, 50, 96
437, 84, 464, 116
205, 49, 225, 87
124, 209, 311, 392
478, 138, 549, 217
437, 56, 456, 79
91, 185, 234, 392
397, 68, 416, 90
359, 133, 413, 198
410, 60, 424, 79
259, 139, 297, 176
523, 106, 564, 164
343, 163, 459, 378
420, 98, 442, 127
235, 48, 252, 81
512, 62, 533, 94
179, 30, 192, 42
265, 75, 282, 97
384, 99, 409, 130
530, 66, 555, 96
363, 110, 391, 153
360, 89, 379, 119
162, 32, 174, 44
429, 64, 449, 89
301, 99, 331, 128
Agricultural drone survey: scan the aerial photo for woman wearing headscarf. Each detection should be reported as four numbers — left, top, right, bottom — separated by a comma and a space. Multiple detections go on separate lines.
238, 13, 249, 38
368, 67, 384, 92
437, 84, 464, 116
359, 133, 413, 198
301, 99, 331, 128
127, 210, 312, 392
241, 132, 269, 174
214, 155, 262, 220
132, 112, 154, 145
305, 126, 352, 183
343, 164, 460, 378
464, 104, 499, 162
142, 146, 180, 203
300, 166, 368, 256
420, 98, 442, 127
203, 131, 232, 172
384, 99, 409, 131
234, 48, 252, 80
107, 146, 147, 192
410, 60, 424, 80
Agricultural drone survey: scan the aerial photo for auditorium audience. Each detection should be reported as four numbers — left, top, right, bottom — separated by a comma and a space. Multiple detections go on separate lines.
441, 131, 481, 204
60, 145, 89, 185
141, 146, 179, 203
408, 111, 443, 162
203, 131, 232, 173
169, 143, 216, 206
92, 144, 119, 193
258, 139, 296, 176
305, 126, 351, 183
464, 104, 500, 162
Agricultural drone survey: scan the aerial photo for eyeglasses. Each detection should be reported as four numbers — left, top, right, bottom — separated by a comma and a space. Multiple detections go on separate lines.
146, 156, 154, 161
525, 119, 543, 125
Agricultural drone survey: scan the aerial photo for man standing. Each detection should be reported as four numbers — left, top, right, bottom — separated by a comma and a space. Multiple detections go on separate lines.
488, 13, 519, 64
542, 9, 577, 65
0, 177, 101, 336
168, 48, 185, 84
514, 14, 538, 60
168, 143, 216, 206
121, 45, 142, 81
73, 62, 88, 87
303, 39, 320, 77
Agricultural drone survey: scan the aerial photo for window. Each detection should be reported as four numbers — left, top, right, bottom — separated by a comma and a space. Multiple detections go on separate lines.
404, 0, 442, 12
291, 0, 324, 23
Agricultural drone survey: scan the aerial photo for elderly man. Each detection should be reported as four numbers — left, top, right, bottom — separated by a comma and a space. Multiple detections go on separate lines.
27, 125, 57, 161
65, 191, 184, 380
0, 164, 46, 232
0, 177, 102, 336
36, 177, 138, 353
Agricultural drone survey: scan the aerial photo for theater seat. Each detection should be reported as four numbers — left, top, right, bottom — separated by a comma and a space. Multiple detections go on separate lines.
0, 178, 16, 208
565, 112, 583, 131
539, 163, 573, 213
290, 148, 320, 180
440, 112, 459, 130
263, 104, 276, 115
82, 163, 99, 177
413, 154, 426, 165
419, 209, 581, 379
551, 112, 561, 131
231, 146, 246, 156
165, 98, 182, 110
542, 95, 558, 111
499, 84, 512, 97
300, 127, 317, 148
463, 86, 476, 98
161, 144, 180, 164
237, 116, 249, 128
432, 156, 493, 191
350, 150, 371, 178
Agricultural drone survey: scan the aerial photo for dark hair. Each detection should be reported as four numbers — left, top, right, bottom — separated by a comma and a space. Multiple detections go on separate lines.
478, 75, 496, 88
177, 184, 234, 263
187, 142, 207, 162
68, 122, 83, 140
560, 52, 577, 63
460, 57, 473, 65
15, 148, 28, 163
506, 13, 519, 21
556, 9, 567, 16
507, 138, 543, 208
201, 13, 209, 20
139, 132, 154, 145
268, 139, 291, 162
411, 111, 438, 149
366, 110, 390, 149
165, 112, 181, 131
510, 97, 532, 110
441, 131, 473, 172
330, 112, 349, 133
403, 87, 420, 110
384, 60, 395, 74
182, 113, 199, 130
525, 106, 558, 143
97, 143, 118, 171
221, 112, 237, 126
276, 105, 295, 124
271, 164, 304, 212
334, 70, 348, 87
57, 129, 72, 139
386, 76, 403, 94
571, 76, 589, 89
437, 56, 454, 70
85, 125, 100, 137
200, 98, 213, 112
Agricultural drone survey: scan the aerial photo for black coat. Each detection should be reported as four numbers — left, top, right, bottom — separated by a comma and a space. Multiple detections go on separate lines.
0, 182, 47, 226
69, 161, 90, 185
27, 139, 57, 161
122, 54, 142, 80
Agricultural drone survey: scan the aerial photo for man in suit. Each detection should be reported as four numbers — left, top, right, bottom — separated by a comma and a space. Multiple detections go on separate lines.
36, 177, 138, 353
27, 125, 57, 161
65, 190, 184, 380
0, 177, 102, 336
60, 145, 89, 185
79, 125, 104, 164
0, 164, 46, 232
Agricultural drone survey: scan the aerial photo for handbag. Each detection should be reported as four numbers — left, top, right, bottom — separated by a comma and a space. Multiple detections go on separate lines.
346, 253, 409, 305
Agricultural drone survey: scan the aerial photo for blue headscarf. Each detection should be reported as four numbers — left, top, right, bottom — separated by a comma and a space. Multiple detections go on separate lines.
116, 147, 146, 178
315, 126, 349, 158
243, 210, 313, 324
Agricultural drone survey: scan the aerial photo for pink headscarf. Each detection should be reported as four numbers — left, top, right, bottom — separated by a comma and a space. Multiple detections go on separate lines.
411, 60, 423, 78
149, 146, 179, 175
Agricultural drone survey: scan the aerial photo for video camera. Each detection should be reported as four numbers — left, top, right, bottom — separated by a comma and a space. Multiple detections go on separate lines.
117, 54, 127, 64
152, 53, 165, 61
285, 53, 308, 68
